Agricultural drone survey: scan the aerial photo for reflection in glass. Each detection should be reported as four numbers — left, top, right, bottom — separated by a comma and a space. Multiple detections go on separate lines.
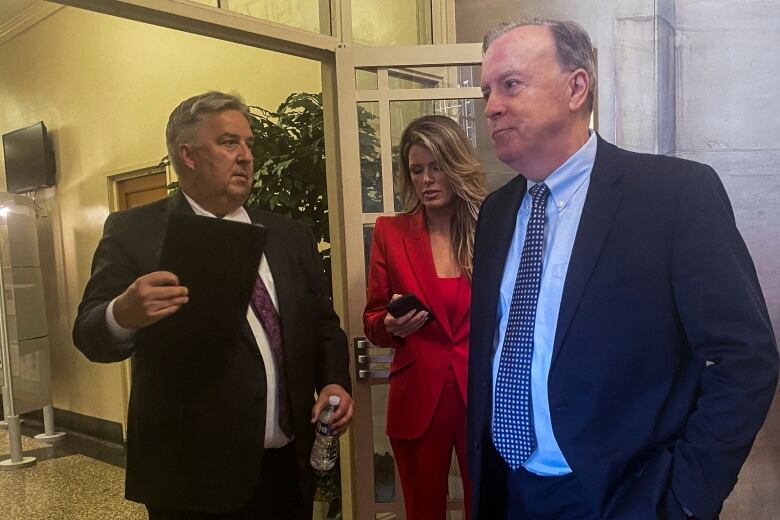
388, 65, 480, 90
363, 224, 375, 280
372, 384, 396, 503
356, 68, 379, 90
189, 0, 218, 6
376, 513, 398, 520
352, 0, 432, 46
224, 0, 331, 35
389, 99, 478, 211
358, 102, 383, 213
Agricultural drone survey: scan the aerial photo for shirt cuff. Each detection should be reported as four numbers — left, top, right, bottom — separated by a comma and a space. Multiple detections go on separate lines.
106, 298, 137, 342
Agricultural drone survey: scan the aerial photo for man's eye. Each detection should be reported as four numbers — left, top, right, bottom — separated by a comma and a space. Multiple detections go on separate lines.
505, 79, 520, 89
481, 90, 490, 100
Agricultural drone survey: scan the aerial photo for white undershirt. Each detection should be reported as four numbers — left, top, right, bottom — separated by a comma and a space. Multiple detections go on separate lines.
105, 193, 292, 447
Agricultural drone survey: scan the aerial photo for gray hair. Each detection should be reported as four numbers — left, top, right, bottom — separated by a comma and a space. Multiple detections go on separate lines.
483, 18, 597, 112
165, 91, 252, 173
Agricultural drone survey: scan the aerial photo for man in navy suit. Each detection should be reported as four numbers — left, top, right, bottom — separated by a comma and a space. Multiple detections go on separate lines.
468, 19, 778, 519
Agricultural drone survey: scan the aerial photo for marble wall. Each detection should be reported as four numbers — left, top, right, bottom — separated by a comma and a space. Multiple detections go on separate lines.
674, 1, 780, 331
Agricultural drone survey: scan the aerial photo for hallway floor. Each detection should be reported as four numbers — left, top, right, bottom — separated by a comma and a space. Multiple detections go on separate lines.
2, 392, 779, 519
0, 424, 144, 519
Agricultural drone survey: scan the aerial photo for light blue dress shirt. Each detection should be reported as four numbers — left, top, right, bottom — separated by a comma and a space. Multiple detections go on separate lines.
492, 131, 597, 476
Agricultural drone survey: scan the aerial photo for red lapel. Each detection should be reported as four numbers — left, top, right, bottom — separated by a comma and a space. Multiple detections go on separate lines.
401, 210, 455, 341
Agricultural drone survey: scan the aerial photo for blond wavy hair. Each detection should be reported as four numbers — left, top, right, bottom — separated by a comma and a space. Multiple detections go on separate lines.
397, 115, 486, 279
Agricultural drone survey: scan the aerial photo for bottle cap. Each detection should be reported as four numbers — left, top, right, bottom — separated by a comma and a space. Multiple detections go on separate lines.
328, 395, 341, 406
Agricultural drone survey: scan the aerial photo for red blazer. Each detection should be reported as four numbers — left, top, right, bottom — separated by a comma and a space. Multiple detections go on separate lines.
364, 210, 470, 440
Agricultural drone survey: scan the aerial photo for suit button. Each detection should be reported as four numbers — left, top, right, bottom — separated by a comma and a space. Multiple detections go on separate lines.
473, 441, 480, 450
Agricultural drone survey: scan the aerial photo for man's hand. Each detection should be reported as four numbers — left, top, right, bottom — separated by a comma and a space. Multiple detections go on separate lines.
113, 271, 189, 329
311, 384, 354, 436
384, 293, 429, 338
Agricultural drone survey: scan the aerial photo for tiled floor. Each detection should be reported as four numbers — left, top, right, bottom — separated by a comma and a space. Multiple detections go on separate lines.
0, 424, 145, 519
1, 392, 779, 519
0, 454, 146, 519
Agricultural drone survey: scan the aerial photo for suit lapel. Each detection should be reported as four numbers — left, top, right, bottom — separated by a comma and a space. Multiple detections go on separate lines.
480, 175, 527, 355
551, 137, 626, 366
245, 209, 296, 349
402, 210, 454, 340
209, 206, 286, 358
165, 190, 197, 216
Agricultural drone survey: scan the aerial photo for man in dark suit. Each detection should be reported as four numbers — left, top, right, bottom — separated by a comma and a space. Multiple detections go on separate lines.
468, 19, 778, 520
73, 91, 353, 519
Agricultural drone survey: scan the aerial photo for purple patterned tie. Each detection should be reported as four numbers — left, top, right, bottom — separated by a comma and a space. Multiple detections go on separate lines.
249, 274, 293, 436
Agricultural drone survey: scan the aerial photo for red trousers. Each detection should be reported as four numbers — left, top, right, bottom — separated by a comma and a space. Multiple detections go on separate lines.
390, 367, 472, 520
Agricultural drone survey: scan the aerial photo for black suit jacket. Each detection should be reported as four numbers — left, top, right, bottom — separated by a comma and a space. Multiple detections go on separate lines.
468, 137, 778, 520
73, 191, 351, 514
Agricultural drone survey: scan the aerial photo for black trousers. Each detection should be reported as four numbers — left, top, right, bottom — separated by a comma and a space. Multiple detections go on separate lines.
146, 443, 306, 520
506, 467, 596, 520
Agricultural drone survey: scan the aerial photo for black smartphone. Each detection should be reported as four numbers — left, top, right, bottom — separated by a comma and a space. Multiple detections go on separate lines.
387, 294, 435, 324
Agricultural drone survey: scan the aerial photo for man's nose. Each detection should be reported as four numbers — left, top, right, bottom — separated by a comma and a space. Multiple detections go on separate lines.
237, 142, 253, 162
484, 93, 504, 120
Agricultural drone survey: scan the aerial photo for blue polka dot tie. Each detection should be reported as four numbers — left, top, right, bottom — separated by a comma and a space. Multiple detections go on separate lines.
494, 183, 550, 470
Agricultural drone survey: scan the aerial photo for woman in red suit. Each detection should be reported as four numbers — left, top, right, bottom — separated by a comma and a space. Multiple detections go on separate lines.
363, 115, 486, 519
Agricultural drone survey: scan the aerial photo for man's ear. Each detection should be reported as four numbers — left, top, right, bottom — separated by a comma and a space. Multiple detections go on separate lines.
567, 68, 590, 113
179, 143, 196, 171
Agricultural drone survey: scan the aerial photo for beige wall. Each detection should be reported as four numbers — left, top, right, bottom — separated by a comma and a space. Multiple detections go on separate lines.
352, 0, 427, 45
0, 6, 321, 428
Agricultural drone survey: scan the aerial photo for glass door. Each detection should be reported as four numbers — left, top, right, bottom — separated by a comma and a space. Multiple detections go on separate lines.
335, 43, 514, 519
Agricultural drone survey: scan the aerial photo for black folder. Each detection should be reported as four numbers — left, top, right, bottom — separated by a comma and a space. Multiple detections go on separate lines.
156, 213, 267, 335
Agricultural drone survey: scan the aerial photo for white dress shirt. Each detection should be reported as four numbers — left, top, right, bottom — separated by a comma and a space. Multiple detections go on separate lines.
106, 192, 292, 447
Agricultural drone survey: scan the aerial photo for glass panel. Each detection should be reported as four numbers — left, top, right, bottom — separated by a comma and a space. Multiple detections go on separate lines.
363, 224, 375, 280
388, 65, 481, 90
224, 0, 331, 35
352, 0, 432, 46
189, 0, 218, 6
358, 102, 383, 213
389, 98, 517, 203
376, 514, 398, 520
356, 68, 379, 90
372, 384, 396, 503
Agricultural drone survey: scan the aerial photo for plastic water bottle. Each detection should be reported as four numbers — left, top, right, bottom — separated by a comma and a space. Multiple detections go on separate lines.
310, 395, 341, 472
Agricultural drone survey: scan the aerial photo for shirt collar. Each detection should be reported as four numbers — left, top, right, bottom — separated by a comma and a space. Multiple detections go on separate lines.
527, 130, 597, 213
181, 191, 251, 224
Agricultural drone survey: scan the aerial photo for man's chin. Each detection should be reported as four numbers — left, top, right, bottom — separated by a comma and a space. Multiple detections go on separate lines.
495, 148, 523, 169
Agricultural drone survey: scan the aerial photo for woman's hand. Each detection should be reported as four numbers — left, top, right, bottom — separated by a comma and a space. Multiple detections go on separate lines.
384, 293, 429, 338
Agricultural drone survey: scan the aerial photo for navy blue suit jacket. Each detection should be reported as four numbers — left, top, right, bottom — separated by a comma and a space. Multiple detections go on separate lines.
467, 137, 778, 519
